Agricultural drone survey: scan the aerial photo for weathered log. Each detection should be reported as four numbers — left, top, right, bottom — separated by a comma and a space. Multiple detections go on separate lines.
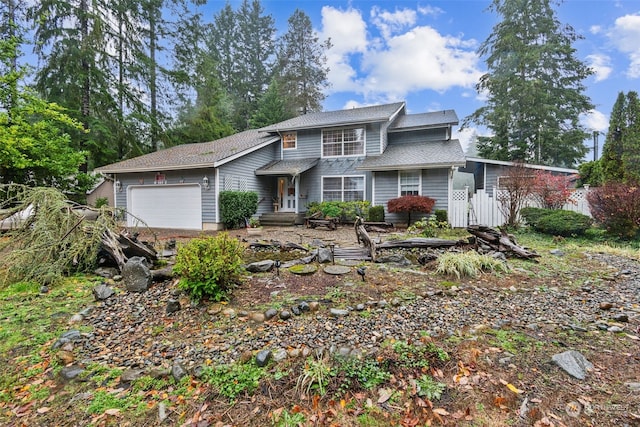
354, 217, 377, 262
467, 225, 539, 260
377, 238, 461, 249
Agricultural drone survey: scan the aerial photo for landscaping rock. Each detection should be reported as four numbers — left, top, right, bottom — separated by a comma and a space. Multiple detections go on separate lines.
317, 247, 333, 263
93, 283, 114, 301
171, 363, 188, 382
166, 299, 181, 314
329, 308, 349, 318
60, 365, 85, 381
122, 256, 152, 293
552, 350, 593, 380
256, 350, 271, 367
245, 260, 275, 273
264, 308, 278, 320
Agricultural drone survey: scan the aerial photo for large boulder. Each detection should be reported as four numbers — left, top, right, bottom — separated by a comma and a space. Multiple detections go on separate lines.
123, 256, 152, 292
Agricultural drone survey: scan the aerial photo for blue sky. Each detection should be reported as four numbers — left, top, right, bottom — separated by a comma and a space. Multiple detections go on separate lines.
200, 0, 640, 157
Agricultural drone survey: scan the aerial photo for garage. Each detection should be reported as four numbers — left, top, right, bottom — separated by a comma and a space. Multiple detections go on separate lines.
127, 184, 202, 229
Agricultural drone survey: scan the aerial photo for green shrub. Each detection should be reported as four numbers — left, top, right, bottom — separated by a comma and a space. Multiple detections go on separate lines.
219, 191, 258, 229
519, 207, 549, 227
94, 197, 108, 208
368, 205, 385, 222
306, 201, 371, 221
434, 209, 448, 223
534, 210, 593, 237
173, 233, 244, 302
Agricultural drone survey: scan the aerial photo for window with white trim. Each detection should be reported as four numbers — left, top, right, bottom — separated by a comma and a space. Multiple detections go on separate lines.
322, 176, 365, 201
282, 132, 296, 149
322, 127, 364, 157
399, 170, 421, 196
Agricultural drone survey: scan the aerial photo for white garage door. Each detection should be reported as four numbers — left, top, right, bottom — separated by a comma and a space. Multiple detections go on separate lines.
128, 184, 202, 229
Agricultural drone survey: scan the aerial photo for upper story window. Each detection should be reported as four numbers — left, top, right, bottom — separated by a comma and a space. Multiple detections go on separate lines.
399, 170, 421, 196
322, 127, 365, 157
282, 132, 297, 150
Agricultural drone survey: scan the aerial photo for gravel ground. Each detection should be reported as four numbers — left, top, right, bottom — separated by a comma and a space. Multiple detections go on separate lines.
75, 237, 640, 372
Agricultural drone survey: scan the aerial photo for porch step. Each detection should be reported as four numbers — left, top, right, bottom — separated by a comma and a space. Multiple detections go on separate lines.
259, 212, 305, 226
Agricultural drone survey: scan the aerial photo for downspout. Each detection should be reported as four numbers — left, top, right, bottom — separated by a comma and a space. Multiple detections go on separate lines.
214, 168, 220, 224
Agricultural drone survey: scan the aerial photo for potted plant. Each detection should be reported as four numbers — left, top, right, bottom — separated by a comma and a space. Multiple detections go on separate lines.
246, 217, 262, 235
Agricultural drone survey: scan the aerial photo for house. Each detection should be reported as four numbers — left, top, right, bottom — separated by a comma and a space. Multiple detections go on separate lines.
95, 101, 466, 230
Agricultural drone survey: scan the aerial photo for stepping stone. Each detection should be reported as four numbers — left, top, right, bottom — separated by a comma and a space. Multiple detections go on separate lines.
323, 265, 351, 275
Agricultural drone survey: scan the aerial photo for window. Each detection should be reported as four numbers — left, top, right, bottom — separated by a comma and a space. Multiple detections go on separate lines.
322, 176, 365, 201
282, 132, 296, 149
399, 170, 420, 196
322, 127, 364, 157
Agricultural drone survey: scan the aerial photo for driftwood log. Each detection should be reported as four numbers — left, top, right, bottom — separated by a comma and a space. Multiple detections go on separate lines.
100, 229, 158, 271
377, 238, 461, 250
355, 217, 377, 262
467, 225, 539, 260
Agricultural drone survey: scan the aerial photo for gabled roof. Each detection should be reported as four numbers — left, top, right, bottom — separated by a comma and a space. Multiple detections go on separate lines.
358, 140, 466, 171
95, 130, 278, 173
389, 110, 458, 132
260, 102, 406, 132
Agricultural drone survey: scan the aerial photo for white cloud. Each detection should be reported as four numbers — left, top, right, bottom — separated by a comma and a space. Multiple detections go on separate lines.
418, 5, 444, 17
319, 5, 482, 102
590, 25, 602, 35
320, 6, 367, 92
580, 109, 609, 132
370, 6, 417, 40
361, 26, 482, 98
586, 54, 613, 82
608, 13, 640, 78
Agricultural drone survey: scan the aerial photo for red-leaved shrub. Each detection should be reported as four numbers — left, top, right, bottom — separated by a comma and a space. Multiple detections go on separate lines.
587, 182, 640, 239
532, 171, 575, 209
387, 195, 436, 226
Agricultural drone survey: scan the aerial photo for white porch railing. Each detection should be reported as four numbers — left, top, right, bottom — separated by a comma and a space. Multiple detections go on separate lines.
450, 187, 591, 228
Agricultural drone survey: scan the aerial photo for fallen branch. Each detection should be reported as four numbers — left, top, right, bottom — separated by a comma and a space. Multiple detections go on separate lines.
467, 225, 539, 260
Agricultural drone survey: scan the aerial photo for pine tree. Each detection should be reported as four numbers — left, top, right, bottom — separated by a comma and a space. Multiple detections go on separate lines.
463, 0, 593, 167
277, 9, 331, 115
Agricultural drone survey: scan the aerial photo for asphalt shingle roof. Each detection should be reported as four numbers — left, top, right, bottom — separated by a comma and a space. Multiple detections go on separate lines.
255, 158, 319, 176
389, 110, 458, 131
260, 102, 405, 132
357, 140, 466, 171
95, 130, 278, 173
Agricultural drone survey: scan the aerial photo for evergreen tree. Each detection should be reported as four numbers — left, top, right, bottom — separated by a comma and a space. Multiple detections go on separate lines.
463, 0, 593, 167
29, 0, 117, 170
233, 0, 277, 129
600, 91, 640, 184
249, 79, 295, 128
277, 9, 331, 115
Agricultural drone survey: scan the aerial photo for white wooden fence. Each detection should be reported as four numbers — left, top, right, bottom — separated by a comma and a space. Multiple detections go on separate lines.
450, 186, 591, 228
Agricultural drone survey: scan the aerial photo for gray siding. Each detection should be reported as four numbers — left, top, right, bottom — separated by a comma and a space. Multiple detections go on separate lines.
218, 144, 278, 217
422, 169, 449, 211
373, 168, 449, 225
283, 129, 320, 159
388, 128, 447, 145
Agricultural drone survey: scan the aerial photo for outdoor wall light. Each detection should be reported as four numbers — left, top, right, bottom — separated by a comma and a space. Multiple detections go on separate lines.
115, 180, 122, 192
202, 176, 210, 190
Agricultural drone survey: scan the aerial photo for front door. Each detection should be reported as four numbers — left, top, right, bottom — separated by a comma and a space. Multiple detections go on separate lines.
277, 177, 296, 212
